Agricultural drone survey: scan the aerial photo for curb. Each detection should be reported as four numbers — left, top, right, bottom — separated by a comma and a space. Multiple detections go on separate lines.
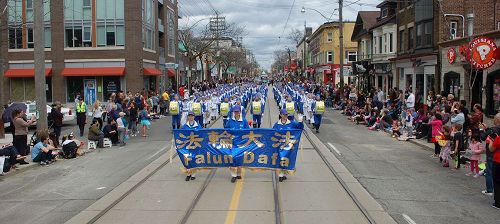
408, 139, 434, 151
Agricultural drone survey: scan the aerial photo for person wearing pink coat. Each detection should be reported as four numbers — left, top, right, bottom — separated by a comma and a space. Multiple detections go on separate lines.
467, 134, 484, 178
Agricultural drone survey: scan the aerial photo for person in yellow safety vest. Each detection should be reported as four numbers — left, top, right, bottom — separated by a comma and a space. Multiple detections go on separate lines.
76, 97, 87, 137
251, 95, 265, 128
169, 95, 182, 130
282, 95, 297, 121
311, 95, 325, 133
191, 99, 205, 128
220, 97, 230, 127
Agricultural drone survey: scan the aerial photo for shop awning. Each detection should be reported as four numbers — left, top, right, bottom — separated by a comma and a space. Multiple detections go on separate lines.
167, 68, 176, 77
62, 67, 125, 77
143, 68, 162, 76
4, 68, 52, 78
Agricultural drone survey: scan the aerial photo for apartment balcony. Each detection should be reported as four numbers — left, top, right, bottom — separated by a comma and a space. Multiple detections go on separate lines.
158, 19, 165, 33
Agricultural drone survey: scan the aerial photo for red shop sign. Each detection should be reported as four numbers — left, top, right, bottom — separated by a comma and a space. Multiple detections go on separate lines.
447, 48, 456, 64
468, 37, 498, 69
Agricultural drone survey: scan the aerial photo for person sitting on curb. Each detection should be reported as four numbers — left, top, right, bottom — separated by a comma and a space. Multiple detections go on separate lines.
103, 119, 119, 145
62, 133, 84, 159
88, 120, 104, 148
32, 131, 56, 166
0, 144, 27, 171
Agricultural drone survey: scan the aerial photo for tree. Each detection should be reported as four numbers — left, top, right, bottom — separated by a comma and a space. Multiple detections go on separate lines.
287, 28, 304, 46
178, 20, 245, 84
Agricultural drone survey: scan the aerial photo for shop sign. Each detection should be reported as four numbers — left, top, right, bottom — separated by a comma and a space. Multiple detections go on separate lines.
447, 48, 456, 64
468, 37, 497, 69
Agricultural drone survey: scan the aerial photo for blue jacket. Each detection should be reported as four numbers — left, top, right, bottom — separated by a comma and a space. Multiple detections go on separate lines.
273, 119, 304, 130
225, 116, 250, 129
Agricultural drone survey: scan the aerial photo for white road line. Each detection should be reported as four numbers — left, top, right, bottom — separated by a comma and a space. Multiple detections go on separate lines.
402, 213, 417, 224
327, 142, 342, 156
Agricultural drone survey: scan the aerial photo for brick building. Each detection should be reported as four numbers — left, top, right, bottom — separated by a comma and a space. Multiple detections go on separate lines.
0, 0, 178, 105
437, 0, 500, 116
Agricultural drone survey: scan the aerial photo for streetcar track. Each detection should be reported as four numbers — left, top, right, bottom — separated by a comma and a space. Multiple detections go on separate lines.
268, 89, 282, 224
302, 124, 376, 224
89, 114, 224, 224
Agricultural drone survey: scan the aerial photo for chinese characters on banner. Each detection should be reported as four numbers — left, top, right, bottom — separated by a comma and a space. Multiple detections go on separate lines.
174, 129, 303, 171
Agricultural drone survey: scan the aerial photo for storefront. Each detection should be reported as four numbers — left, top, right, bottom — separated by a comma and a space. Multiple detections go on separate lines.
143, 67, 162, 93
440, 31, 500, 115
4, 68, 53, 102
394, 55, 437, 107
62, 67, 126, 104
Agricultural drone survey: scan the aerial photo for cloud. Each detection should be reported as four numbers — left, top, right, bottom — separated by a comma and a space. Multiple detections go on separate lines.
178, 0, 379, 70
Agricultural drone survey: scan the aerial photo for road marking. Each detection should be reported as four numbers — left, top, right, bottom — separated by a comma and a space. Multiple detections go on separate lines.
224, 168, 246, 224
327, 142, 342, 156
402, 213, 417, 224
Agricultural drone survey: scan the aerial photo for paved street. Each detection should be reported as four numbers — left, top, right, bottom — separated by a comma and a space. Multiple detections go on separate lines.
65, 88, 395, 224
0, 117, 174, 224
315, 109, 500, 224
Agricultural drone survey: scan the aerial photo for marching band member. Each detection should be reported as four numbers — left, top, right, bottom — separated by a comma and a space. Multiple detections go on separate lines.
251, 95, 265, 128
169, 95, 182, 130
224, 106, 250, 183
282, 95, 298, 121
220, 97, 230, 127
180, 97, 191, 126
311, 95, 325, 133
210, 94, 219, 120
182, 111, 200, 181
192, 98, 205, 128
203, 96, 211, 127
273, 109, 304, 182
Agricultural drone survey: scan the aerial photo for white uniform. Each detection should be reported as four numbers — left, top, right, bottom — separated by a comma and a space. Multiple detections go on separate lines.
181, 100, 192, 126
210, 96, 218, 119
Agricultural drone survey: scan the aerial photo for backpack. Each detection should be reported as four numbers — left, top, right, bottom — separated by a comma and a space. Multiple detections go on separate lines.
62, 141, 78, 159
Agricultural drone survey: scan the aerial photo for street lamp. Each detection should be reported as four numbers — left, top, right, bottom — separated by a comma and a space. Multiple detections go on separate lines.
301, 7, 337, 21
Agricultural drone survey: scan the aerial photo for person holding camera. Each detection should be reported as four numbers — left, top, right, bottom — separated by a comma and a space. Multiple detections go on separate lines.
480, 114, 500, 201
485, 113, 500, 209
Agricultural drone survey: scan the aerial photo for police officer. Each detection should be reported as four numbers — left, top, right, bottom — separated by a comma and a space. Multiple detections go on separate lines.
169, 95, 182, 129
251, 95, 264, 128
225, 106, 250, 183
273, 109, 304, 182
311, 95, 325, 133
76, 97, 87, 137
182, 111, 201, 181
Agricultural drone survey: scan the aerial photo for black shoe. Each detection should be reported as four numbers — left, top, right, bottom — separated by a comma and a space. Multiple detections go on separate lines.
185, 175, 191, 181
316, 129, 319, 133
236, 176, 242, 179
282, 176, 287, 180
278, 177, 283, 182
19, 160, 29, 165
231, 177, 237, 183
190, 176, 196, 180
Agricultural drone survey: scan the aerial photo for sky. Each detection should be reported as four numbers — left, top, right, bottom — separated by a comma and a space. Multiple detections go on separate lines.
178, 0, 380, 71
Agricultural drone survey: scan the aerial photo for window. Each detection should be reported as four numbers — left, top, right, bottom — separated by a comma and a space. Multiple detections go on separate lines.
373, 37, 377, 54
450, 21, 458, 39
416, 24, 423, 46
326, 51, 333, 63
408, 27, 414, 49
384, 34, 387, 53
83, 0, 91, 7
96, 0, 125, 47
399, 30, 405, 52
8, 0, 51, 49
381, 8, 388, 18
83, 26, 92, 42
26, 0, 33, 9
142, 0, 155, 50
347, 51, 357, 62
327, 33, 333, 42
379, 36, 382, 54
425, 22, 432, 45
389, 33, 393, 52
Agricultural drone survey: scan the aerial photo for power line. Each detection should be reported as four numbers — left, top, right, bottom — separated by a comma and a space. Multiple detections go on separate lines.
278, 0, 296, 46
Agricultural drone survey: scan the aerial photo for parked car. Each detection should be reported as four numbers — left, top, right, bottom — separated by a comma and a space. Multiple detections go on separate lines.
23, 102, 75, 126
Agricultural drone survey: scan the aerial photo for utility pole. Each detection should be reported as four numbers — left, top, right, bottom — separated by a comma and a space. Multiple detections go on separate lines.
338, 0, 345, 91
34, 0, 48, 131
210, 13, 225, 81
0, 0, 6, 138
